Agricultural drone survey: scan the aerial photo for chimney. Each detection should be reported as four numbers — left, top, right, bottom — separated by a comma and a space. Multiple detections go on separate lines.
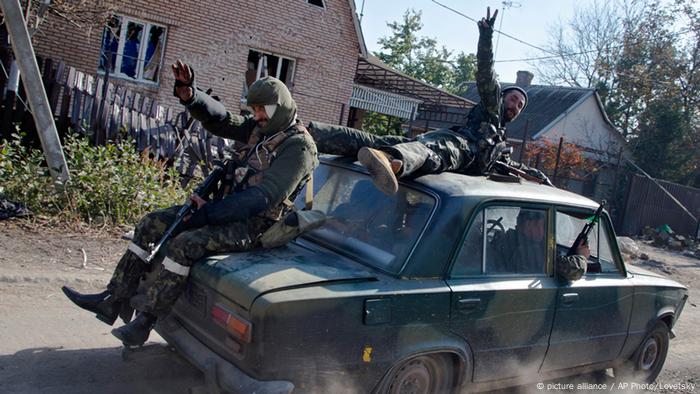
516, 70, 534, 87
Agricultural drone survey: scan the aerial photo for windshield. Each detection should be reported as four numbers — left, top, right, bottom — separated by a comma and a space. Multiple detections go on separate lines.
296, 163, 435, 274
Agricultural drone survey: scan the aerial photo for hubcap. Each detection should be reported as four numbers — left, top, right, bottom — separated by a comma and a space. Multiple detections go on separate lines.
392, 361, 432, 394
640, 336, 659, 370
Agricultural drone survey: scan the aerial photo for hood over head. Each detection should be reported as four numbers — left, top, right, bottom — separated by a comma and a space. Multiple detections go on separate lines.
247, 76, 297, 134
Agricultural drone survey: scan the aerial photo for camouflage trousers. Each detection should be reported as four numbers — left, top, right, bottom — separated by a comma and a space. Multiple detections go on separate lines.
108, 205, 268, 316
308, 122, 476, 178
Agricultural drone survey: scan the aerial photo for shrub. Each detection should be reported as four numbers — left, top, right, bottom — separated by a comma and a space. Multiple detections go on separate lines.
0, 132, 192, 225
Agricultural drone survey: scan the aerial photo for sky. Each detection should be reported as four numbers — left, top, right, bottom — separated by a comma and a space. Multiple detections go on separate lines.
354, 0, 599, 84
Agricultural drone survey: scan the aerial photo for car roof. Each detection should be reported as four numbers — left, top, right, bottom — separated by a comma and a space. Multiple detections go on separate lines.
321, 156, 599, 210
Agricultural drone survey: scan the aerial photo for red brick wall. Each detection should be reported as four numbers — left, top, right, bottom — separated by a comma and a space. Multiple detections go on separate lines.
32, 0, 360, 125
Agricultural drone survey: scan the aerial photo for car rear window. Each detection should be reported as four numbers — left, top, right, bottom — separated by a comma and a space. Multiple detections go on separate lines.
296, 164, 435, 274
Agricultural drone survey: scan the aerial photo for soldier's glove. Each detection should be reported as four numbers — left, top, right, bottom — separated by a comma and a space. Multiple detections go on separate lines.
476, 136, 508, 174
173, 65, 196, 105
477, 7, 498, 34
178, 207, 209, 233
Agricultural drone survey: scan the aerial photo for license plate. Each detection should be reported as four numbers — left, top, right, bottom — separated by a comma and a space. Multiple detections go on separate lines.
185, 283, 207, 317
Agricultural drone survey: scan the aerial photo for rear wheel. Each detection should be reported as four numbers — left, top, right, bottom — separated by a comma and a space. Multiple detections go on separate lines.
615, 321, 670, 383
385, 354, 456, 394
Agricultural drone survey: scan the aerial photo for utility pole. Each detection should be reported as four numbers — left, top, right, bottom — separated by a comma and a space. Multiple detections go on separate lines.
0, 0, 69, 191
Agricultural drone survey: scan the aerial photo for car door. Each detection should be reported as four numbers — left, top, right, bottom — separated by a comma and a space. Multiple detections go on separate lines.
540, 209, 634, 371
447, 204, 559, 382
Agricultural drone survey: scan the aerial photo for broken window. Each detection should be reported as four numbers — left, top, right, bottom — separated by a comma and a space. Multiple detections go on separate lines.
245, 50, 295, 89
98, 15, 167, 84
308, 0, 325, 8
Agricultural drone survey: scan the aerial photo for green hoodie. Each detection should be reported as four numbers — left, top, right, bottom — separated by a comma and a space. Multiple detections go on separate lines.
246, 77, 298, 135
184, 77, 318, 208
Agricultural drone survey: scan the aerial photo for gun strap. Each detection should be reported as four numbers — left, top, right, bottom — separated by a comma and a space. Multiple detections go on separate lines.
304, 174, 314, 210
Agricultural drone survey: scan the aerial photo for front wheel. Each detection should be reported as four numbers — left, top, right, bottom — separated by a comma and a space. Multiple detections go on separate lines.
384, 354, 456, 394
615, 321, 670, 383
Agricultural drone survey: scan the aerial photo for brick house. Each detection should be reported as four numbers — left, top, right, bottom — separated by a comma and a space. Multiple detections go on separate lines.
31, 0, 367, 125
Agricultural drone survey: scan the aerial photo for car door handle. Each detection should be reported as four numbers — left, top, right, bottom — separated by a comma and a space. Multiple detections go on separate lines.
456, 298, 481, 311
561, 293, 579, 305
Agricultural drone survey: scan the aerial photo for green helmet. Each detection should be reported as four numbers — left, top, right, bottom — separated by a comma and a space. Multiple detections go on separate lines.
247, 77, 297, 135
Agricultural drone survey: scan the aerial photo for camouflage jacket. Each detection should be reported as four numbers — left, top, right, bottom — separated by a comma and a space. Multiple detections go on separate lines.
186, 90, 318, 215
460, 23, 504, 139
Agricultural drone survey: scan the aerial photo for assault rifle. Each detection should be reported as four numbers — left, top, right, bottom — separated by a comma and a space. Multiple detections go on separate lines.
567, 200, 606, 256
492, 160, 552, 185
145, 163, 225, 262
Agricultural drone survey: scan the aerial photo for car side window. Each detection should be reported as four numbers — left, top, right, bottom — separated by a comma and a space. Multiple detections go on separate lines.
597, 221, 620, 274
452, 206, 547, 276
453, 210, 484, 276
555, 210, 622, 275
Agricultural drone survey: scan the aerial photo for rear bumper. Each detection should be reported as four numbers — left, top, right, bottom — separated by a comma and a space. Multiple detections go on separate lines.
156, 314, 294, 394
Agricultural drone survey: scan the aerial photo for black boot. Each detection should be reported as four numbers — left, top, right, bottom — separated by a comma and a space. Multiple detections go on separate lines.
61, 286, 121, 325
111, 312, 156, 346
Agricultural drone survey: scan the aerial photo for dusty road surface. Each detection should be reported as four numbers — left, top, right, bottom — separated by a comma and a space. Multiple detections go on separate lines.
0, 219, 698, 393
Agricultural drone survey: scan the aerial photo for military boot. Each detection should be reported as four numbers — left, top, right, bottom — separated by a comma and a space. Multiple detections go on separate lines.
61, 286, 121, 325
111, 312, 157, 347
358, 147, 400, 195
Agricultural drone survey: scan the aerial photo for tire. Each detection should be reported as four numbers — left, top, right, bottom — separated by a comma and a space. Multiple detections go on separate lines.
615, 321, 670, 383
383, 354, 456, 394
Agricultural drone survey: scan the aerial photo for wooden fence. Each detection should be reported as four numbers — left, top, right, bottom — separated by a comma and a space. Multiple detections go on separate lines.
620, 175, 700, 237
0, 48, 229, 182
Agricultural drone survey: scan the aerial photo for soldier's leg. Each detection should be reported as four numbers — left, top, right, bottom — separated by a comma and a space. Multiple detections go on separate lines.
107, 205, 182, 301
359, 131, 475, 194
112, 221, 259, 346
62, 205, 182, 325
380, 141, 443, 178
144, 221, 258, 316
414, 130, 475, 174
308, 121, 410, 156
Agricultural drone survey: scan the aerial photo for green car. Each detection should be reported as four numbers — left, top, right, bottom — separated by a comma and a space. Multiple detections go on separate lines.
156, 156, 688, 394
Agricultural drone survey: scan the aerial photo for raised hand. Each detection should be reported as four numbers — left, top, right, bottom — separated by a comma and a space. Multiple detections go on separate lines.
478, 7, 499, 31
171, 59, 194, 102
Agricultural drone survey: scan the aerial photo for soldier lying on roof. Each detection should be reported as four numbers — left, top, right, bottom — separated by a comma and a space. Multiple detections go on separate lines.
309, 7, 550, 195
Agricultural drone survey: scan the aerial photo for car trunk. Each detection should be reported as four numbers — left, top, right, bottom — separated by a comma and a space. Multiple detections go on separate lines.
169, 241, 378, 374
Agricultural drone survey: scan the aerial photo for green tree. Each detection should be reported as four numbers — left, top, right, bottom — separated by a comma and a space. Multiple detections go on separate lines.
375, 9, 476, 92
632, 97, 696, 184
535, 0, 700, 185
365, 9, 476, 134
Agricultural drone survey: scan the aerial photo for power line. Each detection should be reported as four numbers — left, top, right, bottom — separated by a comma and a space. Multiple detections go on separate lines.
431, 0, 558, 56
431, 0, 697, 65
494, 28, 695, 63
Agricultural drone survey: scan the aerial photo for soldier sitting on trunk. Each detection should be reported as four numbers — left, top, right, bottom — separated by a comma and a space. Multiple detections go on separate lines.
62, 61, 318, 346
309, 7, 549, 195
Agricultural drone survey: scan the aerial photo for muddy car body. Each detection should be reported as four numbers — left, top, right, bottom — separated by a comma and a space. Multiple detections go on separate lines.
156, 157, 688, 393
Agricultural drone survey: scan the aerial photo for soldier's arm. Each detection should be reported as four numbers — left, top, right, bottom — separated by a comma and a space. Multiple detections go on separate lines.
556, 254, 588, 281
475, 8, 501, 126
184, 134, 318, 228
184, 89, 256, 143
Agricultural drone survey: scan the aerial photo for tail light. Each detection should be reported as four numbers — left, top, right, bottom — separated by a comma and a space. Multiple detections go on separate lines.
211, 303, 252, 343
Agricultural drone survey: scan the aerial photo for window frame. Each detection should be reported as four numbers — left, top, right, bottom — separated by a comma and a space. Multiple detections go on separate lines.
449, 201, 554, 279
553, 206, 627, 278
97, 15, 167, 85
249, 49, 296, 86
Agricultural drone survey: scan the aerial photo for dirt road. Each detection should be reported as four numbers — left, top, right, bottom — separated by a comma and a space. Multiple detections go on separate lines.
0, 220, 698, 393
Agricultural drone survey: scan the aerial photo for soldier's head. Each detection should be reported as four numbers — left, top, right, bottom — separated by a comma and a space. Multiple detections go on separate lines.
517, 209, 545, 242
247, 77, 297, 134
501, 86, 527, 123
